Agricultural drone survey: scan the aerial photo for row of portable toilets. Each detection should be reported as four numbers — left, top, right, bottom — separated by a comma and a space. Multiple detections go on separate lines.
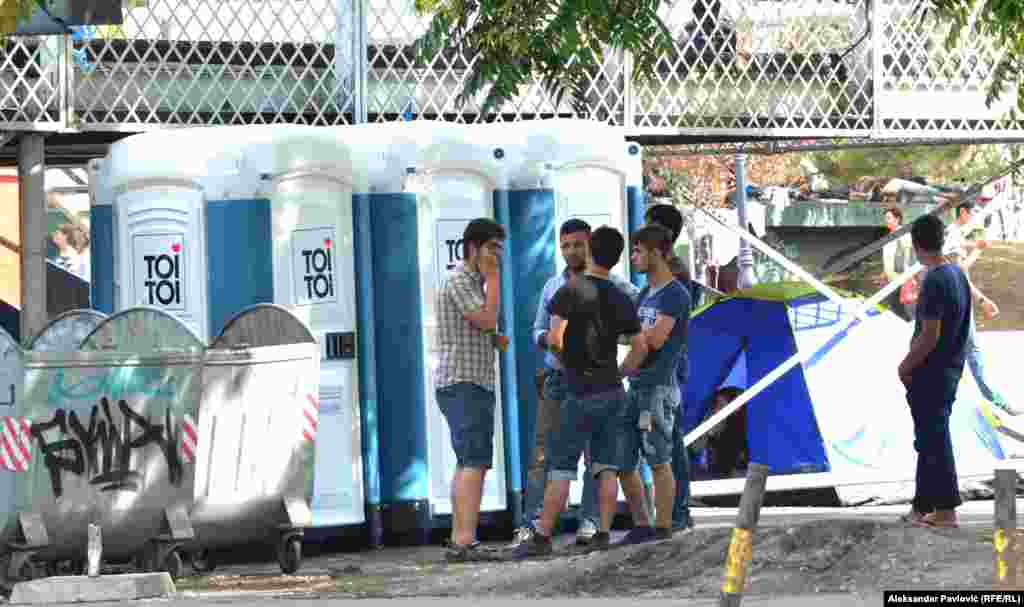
0, 119, 647, 579
0, 306, 320, 581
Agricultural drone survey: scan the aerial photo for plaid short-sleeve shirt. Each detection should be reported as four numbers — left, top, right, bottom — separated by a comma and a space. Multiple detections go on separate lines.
434, 263, 496, 392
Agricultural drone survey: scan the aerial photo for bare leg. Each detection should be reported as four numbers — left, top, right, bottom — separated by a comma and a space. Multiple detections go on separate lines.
618, 470, 651, 526
537, 479, 572, 537
597, 471, 619, 532
651, 463, 676, 530
452, 466, 488, 546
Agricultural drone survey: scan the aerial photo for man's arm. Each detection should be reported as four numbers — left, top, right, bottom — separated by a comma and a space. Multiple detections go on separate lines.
899, 319, 942, 379
533, 279, 555, 350
451, 272, 500, 331
641, 285, 688, 351
620, 332, 648, 376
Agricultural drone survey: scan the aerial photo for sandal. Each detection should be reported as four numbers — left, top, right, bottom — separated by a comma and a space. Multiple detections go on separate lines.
919, 512, 960, 529
900, 510, 928, 525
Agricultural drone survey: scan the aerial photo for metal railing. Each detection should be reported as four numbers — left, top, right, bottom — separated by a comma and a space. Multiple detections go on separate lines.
1, 0, 1021, 139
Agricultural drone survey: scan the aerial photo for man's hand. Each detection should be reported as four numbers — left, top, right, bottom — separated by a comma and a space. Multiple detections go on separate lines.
479, 249, 501, 280
897, 361, 912, 388
981, 297, 1000, 320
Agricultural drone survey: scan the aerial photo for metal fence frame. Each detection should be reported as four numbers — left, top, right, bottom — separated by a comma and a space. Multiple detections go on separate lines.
1, 0, 1023, 141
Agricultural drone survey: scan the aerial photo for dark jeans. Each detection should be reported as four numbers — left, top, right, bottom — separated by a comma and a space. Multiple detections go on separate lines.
907, 369, 964, 513
671, 403, 692, 527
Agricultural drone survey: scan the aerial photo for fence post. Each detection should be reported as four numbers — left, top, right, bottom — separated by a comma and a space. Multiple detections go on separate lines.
994, 468, 1017, 589
719, 463, 769, 607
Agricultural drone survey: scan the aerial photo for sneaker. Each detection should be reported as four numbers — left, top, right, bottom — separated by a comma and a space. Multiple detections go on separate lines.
510, 526, 534, 547
574, 530, 611, 554
655, 527, 673, 541
575, 519, 598, 545
511, 531, 554, 560
672, 518, 695, 534
616, 525, 657, 546
445, 541, 501, 563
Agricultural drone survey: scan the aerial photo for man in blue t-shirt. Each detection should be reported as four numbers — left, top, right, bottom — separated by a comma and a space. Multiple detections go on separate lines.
644, 203, 698, 533
619, 223, 691, 543
898, 214, 972, 529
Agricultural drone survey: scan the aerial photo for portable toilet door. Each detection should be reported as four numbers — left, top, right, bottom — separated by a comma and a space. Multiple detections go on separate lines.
417, 171, 508, 517
114, 181, 209, 340
553, 164, 632, 284
269, 169, 365, 529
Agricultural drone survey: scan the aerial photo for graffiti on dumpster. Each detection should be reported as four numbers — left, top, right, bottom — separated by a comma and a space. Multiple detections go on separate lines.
29, 397, 183, 498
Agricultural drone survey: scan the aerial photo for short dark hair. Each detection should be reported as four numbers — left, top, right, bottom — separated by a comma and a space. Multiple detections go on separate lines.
957, 201, 975, 216
911, 214, 945, 253
631, 224, 674, 259
463, 218, 506, 254
560, 218, 591, 238
589, 226, 625, 270
644, 204, 684, 243
884, 207, 903, 224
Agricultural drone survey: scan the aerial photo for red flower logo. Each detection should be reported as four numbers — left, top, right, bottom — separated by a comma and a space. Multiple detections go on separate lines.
171, 243, 182, 253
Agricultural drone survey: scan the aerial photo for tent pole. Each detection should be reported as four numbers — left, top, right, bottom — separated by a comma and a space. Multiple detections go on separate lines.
734, 153, 756, 290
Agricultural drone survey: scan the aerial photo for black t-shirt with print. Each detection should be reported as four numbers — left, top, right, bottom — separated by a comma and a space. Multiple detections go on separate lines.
548, 275, 641, 396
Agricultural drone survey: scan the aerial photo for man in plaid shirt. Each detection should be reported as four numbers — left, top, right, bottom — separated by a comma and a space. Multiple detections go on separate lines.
435, 217, 507, 562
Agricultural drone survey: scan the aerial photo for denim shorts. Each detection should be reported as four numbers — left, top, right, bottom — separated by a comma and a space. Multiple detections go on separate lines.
545, 388, 637, 482
629, 384, 680, 466
436, 382, 496, 469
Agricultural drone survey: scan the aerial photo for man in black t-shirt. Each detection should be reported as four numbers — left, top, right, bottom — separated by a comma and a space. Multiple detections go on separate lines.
513, 227, 650, 559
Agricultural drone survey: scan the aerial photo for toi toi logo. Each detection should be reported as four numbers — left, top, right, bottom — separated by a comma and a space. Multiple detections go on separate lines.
301, 238, 335, 300
444, 238, 464, 271
144, 243, 183, 306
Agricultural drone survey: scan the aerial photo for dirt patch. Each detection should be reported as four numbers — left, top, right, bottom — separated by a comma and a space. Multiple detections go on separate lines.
828, 240, 1024, 332
970, 241, 1024, 332
179, 519, 1003, 598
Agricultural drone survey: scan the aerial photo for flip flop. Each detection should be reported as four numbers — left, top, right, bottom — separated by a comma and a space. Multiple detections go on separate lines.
919, 514, 960, 529
900, 511, 927, 525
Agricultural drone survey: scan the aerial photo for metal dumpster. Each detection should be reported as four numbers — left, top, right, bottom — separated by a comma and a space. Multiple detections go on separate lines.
183, 304, 320, 575
2, 307, 204, 582
0, 304, 320, 582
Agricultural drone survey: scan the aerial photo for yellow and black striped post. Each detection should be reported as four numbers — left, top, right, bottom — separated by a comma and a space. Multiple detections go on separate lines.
994, 468, 1017, 589
720, 463, 769, 607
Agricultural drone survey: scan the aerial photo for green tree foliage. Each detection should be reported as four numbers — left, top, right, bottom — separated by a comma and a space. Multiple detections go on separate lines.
807, 144, 1009, 185
415, 0, 1024, 117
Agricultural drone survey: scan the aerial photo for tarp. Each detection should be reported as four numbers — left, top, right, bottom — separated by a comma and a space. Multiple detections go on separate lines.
682, 283, 1021, 505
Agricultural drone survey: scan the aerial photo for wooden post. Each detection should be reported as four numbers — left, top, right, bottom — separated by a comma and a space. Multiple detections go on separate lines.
719, 463, 769, 607
994, 468, 1017, 589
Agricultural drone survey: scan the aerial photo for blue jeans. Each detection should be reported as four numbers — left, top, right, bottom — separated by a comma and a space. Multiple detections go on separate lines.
436, 382, 496, 469
546, 387, 636, 481
523, 370, 598, 528
671, 404, 692, 527
629, 385, 678, 466
965, 317, 1007, 407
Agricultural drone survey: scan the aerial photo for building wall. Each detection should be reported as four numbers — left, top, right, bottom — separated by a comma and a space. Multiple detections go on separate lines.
0, 174, 19, 308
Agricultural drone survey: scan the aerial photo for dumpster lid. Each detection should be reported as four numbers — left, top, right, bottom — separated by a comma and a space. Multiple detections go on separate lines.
30, 309, 108, 352
212, 304, 316, 349
81, 307, 206, 352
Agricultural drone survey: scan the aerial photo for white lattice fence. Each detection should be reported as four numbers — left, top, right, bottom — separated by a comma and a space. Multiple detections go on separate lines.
0, 0, 1022, 137
0, 35, 63, 128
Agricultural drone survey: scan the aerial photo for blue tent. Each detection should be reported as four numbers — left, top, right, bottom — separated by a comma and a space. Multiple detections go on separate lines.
680, 283, 1014, 504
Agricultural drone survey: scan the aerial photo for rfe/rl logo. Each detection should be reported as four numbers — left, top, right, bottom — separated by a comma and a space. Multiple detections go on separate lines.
302, 238, 334, 300
144, 243, 182, 306
445, 238, 463, 271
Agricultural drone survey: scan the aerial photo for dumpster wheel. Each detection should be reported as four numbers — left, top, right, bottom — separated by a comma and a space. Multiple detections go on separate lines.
190, 549, 216, 575
162, 549, 183, 581
277, 536, 302, 575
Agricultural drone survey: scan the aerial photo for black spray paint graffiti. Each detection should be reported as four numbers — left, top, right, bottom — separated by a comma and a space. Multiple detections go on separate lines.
29, 397, 183, 498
